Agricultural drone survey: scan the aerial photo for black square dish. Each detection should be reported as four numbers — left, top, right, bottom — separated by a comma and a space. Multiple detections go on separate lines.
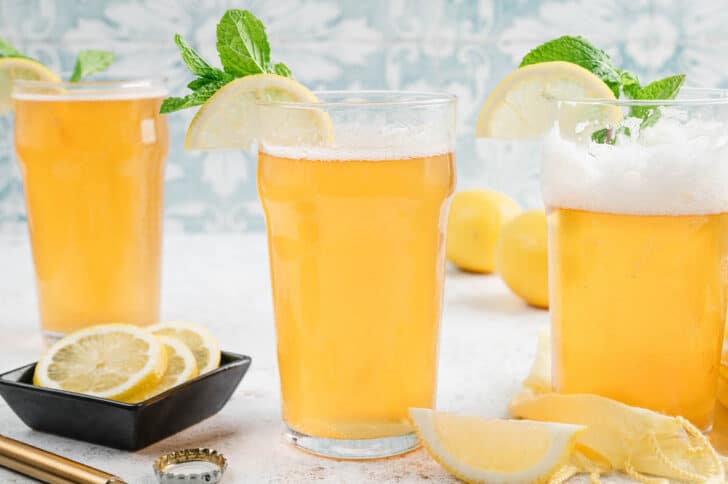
0, 351, 251, 450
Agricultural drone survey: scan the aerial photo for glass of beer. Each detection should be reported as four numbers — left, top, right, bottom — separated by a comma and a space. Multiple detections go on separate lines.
544, 89, 728, 430
12, 79, 169, 340
257, 91, 456, 458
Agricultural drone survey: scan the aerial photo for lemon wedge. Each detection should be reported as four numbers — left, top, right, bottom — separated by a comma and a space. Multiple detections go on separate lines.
0, 57, 60, 114
409, 408, 584, 484
148, 321, 221, 374
184, 73, 333, 151
475, 61, 621, 140
128, 335, 198, 403
34, 324, 167, 402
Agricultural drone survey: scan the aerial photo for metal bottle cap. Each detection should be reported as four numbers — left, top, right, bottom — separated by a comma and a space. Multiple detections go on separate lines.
153, 448, 227, 484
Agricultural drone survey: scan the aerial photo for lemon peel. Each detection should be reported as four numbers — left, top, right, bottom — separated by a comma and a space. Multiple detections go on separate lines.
512, 329, 725, 482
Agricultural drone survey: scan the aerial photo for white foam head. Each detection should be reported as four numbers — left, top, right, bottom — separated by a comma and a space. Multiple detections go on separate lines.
260, 123, 453, 161
12, 80, 167, 102
542, 117, 728, 215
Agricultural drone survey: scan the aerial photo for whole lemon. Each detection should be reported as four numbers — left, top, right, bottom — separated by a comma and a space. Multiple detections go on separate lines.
495, 210, 548, 308
446, 190, 521, 273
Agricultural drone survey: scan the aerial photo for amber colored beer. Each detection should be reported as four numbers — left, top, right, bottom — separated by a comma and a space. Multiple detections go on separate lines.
258, 149, 455, 440
13, 84, 168, 335
549, 207, 728, 429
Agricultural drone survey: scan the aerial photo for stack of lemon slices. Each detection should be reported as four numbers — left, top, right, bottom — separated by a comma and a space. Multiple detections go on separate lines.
33, 322, 221, 403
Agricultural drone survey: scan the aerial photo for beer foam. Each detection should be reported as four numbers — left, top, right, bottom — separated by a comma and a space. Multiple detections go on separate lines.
12, 87, 167, 102
542, 117, 728, 215
260, 124, 453, 161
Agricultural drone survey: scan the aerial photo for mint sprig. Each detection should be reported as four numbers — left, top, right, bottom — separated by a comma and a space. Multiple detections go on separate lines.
591, 74, 686, 143
521, 35, 685, 143
0, 37, 113, 82
161, 9, 292, 114
69, 50, 114, 82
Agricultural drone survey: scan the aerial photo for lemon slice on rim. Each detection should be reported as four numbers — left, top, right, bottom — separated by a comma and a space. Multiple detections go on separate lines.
128, 335, 198, 403
184, 73, 333, 151
33, 324, 167, 402
147, 321, 221, 374
409, 408, 584, 483
476, 61, 621, 140
0, 57, 60, 114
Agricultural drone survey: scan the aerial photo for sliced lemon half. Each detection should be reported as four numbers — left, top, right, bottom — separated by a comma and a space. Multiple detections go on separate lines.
476, 61, 621, 140
185, 73, 333, 151
0, 57, 60, 114
128, 335, 198, 403
148, 321, 221, 374
409, 408, 584, 484
34, 324, 167, 402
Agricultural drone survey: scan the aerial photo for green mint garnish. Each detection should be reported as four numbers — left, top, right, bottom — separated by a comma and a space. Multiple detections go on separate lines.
521, 35, 685, 143
520, 36, 622, 98
217, 10, 270, 76
590, 74, 685, 143
0, 37, 23, 58
0, 38, 113, 82
619, 69, 641, 99
69, 50, 114, 82
161, 9, 292, 114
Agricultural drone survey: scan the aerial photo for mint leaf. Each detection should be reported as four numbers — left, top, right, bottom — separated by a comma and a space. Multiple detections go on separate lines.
187, 75, 227, 90
216, 9, 270, 76
272, 62, 291, 77
633, 74, 685, 101
520, 36, 621, 97
0, 37, 22, 58
69, 50, 114, 82
160, 81, 227, 114
174, 34, 216, 77
591, 125, 631, 144
629, 74, 685, 120
619, 69, 641, 98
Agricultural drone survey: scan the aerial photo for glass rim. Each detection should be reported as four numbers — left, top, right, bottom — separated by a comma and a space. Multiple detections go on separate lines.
255, 90, 457, 108
11, 77, 167, 99
556, 87, 728, 107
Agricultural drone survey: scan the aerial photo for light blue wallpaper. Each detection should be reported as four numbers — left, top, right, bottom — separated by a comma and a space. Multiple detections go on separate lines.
1, 0, 726, 232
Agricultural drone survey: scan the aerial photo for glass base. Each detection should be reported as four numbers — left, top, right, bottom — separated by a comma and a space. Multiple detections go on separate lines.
284, 426, 420, 460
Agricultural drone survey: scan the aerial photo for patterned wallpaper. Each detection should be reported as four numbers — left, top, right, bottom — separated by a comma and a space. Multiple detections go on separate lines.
1, 0, 725, 232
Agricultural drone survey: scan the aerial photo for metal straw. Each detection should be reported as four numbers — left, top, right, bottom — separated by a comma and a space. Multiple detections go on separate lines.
0, 434, 126, 483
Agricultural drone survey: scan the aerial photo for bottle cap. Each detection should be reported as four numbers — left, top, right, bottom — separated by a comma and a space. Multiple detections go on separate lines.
153, 448, 227, 484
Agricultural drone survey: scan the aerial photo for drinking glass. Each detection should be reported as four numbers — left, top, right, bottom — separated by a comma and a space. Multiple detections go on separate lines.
257, 91, 456, 458
544, 89, 728, 430
12, 79, 169, 341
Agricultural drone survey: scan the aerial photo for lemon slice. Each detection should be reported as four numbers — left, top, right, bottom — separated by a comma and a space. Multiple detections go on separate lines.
185, 73, 333, 151
475, 61, 621, 140
33, 324, 167, 402
0, 57, 60, 114
128, 335, 198, 403
409, 408, 584, 483
147, 321, 221, 374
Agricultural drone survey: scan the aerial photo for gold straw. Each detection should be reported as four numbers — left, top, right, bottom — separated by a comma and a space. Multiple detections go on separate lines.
0, 435, 126, 483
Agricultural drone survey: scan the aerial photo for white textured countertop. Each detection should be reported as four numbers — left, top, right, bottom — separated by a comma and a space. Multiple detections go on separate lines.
0, 233, 560, 483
